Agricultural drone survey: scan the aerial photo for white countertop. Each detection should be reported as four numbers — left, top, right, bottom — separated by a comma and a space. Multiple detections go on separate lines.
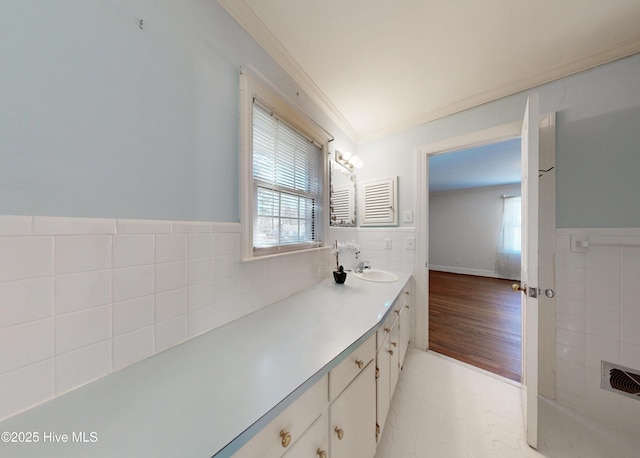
0, 272, 411, 457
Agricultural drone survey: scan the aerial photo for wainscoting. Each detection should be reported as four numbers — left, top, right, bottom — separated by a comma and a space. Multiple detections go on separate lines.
428, 270, 522, 382
0, 215, 331, 421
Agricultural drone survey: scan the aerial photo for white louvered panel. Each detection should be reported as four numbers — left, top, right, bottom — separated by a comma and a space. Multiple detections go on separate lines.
360, 177, 397, 226
331, 185, 355, 225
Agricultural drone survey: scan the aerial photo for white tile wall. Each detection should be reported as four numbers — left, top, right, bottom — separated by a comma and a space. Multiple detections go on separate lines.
0, 215, 331, 421
555, 228, 640, 432
328, 226, 416, 274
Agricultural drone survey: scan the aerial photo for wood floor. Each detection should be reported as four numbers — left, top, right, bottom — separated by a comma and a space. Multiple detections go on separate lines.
428, 270, 522, 382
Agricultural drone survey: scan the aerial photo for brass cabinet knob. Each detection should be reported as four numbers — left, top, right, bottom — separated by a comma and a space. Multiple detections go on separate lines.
387, 348, 394, 355
405, 304, 410, 309
317, 449, 328, 458
355, 359, 364, 369
280, 430, 292, 448
384, 327, 390, 333
391, 341, 397, 347
394, 310, 400, 315
404, 291, 410, 295
335, 427, 345, 440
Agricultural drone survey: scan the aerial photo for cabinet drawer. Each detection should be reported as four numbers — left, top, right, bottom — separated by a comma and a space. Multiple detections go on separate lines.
233, 375, 328, 458
329, 334, 376, 402
283, 413, 328, 458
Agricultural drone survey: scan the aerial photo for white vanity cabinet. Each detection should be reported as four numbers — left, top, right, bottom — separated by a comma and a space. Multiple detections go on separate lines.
233, 376, 328, 458
375, 284, 411, 440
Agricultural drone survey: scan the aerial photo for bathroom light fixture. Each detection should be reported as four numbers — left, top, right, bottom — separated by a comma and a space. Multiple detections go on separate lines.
335, 150, 364, 171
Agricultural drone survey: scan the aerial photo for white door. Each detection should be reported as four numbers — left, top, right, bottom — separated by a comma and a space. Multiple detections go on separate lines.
519, 94, 539, 448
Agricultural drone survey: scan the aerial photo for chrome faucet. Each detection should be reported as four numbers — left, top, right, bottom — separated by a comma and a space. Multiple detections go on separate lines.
355, 261, 371, 273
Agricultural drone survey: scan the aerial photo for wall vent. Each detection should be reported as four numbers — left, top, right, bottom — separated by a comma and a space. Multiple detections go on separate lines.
601, 361, 640, 400
360, 177, 397, 227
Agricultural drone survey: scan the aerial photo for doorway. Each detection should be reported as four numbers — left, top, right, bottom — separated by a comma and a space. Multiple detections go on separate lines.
413, 105, 556, 450
427, 139, 523, 382
413, 111, 557, 386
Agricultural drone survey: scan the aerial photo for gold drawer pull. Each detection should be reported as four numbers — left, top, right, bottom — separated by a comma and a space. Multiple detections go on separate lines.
394, 310, 400, 315
391, 341, 397, 347
404, 291, 410, 295
387, 348, 394, 355
335, 427, 345, 440
280, 430, 292, 448
317, 449, 328, 458
384, 327, 390, 333
355, 359, 364, 369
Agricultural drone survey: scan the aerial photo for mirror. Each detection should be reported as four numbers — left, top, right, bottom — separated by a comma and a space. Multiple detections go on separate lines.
330, 151, 357, 226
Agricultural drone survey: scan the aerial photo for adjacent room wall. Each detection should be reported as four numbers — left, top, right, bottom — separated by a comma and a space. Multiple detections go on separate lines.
429, 183, 520, 278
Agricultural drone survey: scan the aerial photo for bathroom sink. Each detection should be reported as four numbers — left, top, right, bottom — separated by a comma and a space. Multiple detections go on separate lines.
353, 270, 398, 283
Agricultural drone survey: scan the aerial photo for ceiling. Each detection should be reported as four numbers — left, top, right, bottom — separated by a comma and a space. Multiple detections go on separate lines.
428, 138, 521, 193
219, 0, 640, 142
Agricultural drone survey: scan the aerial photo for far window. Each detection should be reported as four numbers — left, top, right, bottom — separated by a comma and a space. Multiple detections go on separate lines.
504, 196, 522, 253
495, 196, 521, 279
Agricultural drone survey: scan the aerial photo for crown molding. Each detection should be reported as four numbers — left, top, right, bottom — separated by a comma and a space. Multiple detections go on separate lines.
219, 0, 640, 146
218, 0, 360, 143
358, 39, 640, 144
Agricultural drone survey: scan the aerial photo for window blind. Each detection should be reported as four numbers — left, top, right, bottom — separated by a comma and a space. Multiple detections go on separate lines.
252, 102, 321, 252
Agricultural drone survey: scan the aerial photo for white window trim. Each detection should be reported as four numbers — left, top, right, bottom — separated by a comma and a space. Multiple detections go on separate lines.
239, 69, 330, 261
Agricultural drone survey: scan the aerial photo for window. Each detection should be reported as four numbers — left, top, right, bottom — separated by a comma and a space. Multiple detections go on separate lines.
239, 71, 329, 259
502, 196, 522, 253
495, 196, 521, 279
252, 103, 321, 252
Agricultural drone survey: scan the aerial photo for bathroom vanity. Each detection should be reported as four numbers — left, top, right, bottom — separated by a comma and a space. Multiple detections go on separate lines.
0, 272, 412, 458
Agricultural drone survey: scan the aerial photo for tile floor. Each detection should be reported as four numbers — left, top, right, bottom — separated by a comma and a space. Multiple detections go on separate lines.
375, 347, 640, 458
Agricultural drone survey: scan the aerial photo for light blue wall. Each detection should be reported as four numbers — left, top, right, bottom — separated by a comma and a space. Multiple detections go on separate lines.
358, 53, 640, 228
3, 1, 638, 227
0, 0, 355, 221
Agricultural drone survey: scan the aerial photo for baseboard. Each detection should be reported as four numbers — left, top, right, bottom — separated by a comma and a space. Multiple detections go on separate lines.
429, 265, 498, 279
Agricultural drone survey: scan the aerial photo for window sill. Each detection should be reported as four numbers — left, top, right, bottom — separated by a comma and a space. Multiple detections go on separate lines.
241, 245, 331, 263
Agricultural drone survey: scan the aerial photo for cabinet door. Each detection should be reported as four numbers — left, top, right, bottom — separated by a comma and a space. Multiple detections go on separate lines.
330, 362, 376, 458
399, 292, 411, 368
389, 319, 400, 394
375, 334, 391, 441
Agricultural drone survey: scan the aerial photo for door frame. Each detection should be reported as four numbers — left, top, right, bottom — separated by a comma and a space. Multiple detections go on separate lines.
413, 114, 556, 396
